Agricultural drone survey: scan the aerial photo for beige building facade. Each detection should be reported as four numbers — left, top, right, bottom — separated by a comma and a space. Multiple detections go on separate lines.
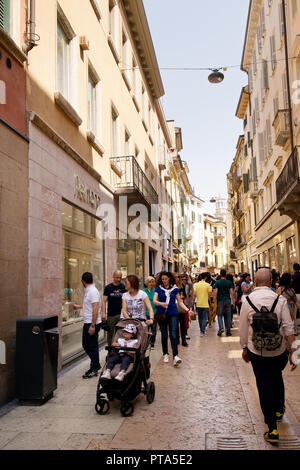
229, 0, 300, 277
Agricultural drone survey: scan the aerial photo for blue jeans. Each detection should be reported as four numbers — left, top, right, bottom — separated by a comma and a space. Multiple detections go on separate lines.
159, 314, 179, 358
217, 300, 232, 334
197, 308, 208, 334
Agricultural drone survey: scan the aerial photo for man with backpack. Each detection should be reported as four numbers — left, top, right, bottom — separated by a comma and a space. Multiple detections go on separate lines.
239, 268, 297, 445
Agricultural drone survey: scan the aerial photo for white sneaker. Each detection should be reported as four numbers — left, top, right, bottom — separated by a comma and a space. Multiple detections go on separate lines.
200, 332, 205, 337
173, 356, 182, 367
115, 371, 126, 382
163, 354, 169, 363
101, 370, 111, 380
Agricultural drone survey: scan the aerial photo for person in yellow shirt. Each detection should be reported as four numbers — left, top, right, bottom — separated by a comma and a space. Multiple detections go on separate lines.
193, 273, 212, 337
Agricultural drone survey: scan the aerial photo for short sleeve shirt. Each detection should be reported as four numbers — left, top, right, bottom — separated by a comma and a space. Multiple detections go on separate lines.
155, 285, 180, 315
103, 283, 126, 317
215, 279, 233, 302
122, 290, 147, 320
194, 281, 212, 308
118, 337, 138, 353
82, 284, 101, 324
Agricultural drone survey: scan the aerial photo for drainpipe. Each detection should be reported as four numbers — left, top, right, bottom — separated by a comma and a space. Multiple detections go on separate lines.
282, 0, 294, 151
24, 0, 38, 54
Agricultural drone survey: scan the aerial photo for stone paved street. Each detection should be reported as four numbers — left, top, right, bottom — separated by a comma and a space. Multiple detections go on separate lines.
1, 315, 300, 451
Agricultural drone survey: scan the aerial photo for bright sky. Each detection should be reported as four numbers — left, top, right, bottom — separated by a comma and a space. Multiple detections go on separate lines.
143, 0, 250, 213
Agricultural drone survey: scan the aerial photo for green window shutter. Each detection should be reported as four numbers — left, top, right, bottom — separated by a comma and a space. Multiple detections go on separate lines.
0, 0, 10, 33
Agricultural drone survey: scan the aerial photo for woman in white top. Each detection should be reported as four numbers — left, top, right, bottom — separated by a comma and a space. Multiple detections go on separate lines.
122, 275, 154, 327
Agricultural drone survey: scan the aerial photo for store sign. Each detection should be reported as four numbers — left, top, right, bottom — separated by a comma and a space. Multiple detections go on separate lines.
74, 176, 101, 209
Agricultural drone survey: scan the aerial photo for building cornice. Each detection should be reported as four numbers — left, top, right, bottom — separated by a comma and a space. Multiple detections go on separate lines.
0, 28, 27, 65
236, 85, 249, 119
241, 0, 262, 72
122, 0, 164, 99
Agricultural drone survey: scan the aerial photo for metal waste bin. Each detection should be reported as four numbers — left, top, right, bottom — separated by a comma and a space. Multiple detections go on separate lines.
15, 316, 59, 404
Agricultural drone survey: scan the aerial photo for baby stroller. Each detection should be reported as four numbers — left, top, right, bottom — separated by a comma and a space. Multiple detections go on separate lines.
95, 318, 155, 417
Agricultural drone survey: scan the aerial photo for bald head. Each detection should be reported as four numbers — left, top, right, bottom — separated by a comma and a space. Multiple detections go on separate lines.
255, 268, 272, 287
112, 270, 122, 285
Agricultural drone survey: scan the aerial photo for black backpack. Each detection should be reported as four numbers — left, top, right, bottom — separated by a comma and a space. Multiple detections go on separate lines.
246, 295, 283, 354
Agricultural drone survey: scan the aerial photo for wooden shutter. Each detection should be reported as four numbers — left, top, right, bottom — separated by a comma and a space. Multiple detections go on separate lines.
279, 3, 284, 41
0, 0, 10, 32
257, 26, 262, 54
258, 133, 265, 163
282, 73, 289, 108
253, 157, 258, 181
266, 119, 272, 155
260, 7, 266, 37
270, 35, 276, 71
253, 49, 257, 75
273, 96, 279, 118
248, 68, 253, 94
255, 97, 260, 123
263, 60, 269, 91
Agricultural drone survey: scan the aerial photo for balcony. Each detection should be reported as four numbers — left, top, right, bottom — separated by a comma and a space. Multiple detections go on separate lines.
232, 168, 242, 191
276, 147, 300, 221
233, 234, 246, 248
110, 156, 158, 208
272, 110, 290, 148
250, 180, 258, 200
233, 200, 243, 219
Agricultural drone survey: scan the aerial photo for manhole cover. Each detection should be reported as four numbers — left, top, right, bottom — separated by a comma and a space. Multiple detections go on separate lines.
216, 437, 248, 450
278, 437, 300, 450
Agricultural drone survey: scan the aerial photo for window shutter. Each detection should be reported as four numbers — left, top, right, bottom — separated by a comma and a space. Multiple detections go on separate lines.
292, 0, 298, 17
253, 157, 258, 181
255, 97, 260, 123
282, 73, 289, 108
257, 26, 262, 54
252, 112, 256, 136
0, 0, 10, 32
263, 128, 268, 161
279, 3, 284, 41
249, 68, 253, 94
260, 7, 266, 37
263, 60, 269, 91
253, 49, 257, 75
270, 35, 276, 71
266, 119, 272, 155
258, 132, 265, 163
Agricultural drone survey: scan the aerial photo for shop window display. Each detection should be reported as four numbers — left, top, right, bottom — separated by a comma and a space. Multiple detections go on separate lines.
62, 201, 105, 363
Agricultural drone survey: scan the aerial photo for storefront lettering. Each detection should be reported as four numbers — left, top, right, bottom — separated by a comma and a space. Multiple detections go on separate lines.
74, 176, 101, 209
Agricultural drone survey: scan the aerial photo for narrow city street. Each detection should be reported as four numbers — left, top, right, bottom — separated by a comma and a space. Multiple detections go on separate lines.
0, 315, 299, 451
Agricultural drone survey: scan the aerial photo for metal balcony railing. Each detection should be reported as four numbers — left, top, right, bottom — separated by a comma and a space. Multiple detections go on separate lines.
276, 147, 299, 205
272, 109, 290, 147
110, 156, 158, 207
234, 234, 246, 248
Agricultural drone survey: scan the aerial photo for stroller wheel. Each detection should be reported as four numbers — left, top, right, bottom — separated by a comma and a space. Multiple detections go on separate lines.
120, 401, 134, 417
95, 399, 110, 415
146, 381, 155, 404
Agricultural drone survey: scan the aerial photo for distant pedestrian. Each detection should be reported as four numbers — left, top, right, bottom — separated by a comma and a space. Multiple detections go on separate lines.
143, 276, 157, 348
154, 272, 193, 367
102, 271, 126, 346
193, 273, 212, 336
241, 273, 254, 303
277, 273, 300, 335
213, 269, 235, 337
73, 272, 101, 379
177, 275, 189, 346
239, 268, 297, 445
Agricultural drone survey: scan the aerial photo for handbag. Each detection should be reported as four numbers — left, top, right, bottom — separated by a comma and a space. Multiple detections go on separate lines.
155, 312, 166, 322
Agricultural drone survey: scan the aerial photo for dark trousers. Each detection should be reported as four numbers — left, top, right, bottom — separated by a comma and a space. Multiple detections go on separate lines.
82, 323, 101, 371
106, 353, 133, 372
107, 314, 121, 346
159, 314, 179, 358
248, 349, 289, 431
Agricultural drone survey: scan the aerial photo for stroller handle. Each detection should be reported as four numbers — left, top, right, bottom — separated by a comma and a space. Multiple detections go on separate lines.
105, 346, 138, 352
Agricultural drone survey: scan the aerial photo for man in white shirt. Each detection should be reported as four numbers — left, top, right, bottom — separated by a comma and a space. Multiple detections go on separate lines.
73, 272, 101, 378
239, 268, 297, 445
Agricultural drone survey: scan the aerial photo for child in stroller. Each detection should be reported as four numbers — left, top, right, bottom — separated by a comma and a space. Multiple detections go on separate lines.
101, 323, 138, 382
95, 318, 155, 417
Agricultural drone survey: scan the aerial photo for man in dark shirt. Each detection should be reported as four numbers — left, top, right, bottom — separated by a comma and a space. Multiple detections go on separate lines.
102, 270, 126, 346
213, 269, 235, 337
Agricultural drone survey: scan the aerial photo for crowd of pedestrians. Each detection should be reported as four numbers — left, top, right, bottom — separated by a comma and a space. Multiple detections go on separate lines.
75, 262, 300, 445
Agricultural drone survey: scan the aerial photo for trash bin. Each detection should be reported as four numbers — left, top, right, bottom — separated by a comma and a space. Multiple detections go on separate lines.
15, 316, 59, 405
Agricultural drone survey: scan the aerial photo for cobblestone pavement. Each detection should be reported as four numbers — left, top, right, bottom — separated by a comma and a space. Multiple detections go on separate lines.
0, 316, 300, 450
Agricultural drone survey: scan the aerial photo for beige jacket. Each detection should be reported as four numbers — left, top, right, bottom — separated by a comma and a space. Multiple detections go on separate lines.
239, 287, 295, 357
